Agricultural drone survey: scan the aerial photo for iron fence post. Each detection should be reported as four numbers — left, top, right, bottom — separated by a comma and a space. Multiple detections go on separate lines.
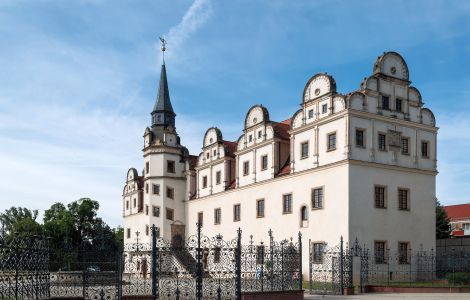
298, 232, 302, 291
281, 241, 285, 291
308, 239, 312, 293
151, 225, 158, 300
431, 248, 435, 285
269, 229, 274, 291
235, 228, 242, 300
196, 222, 203, 300
340, 236, 344, 295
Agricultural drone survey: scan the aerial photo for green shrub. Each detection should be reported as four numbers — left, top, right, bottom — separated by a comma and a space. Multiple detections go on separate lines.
446, 272, 469, 285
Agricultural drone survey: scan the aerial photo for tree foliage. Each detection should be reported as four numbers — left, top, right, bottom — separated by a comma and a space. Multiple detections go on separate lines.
0, 198, 123, 271
436, 199, 451, 239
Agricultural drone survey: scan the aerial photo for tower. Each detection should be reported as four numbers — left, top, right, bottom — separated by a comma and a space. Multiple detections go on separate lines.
123, 38, 188, 245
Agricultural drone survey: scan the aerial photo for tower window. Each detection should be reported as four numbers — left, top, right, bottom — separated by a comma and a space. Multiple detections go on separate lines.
145, 183, 149, 194
249, 135, 253, 142
153, 206, 160, 217
322, 104, 328, 114
301, 206, 308, 221
166, 187, 174, 199
145, 162, 149, 174
126, 201, 129, 210
133, 198, 136, 208
166, 208, 174, 221
215, 171, 221, 185
167, 160, 175, 173
258, 130, 262, 139
202, 176, 208, 189
153, 184, 160, 195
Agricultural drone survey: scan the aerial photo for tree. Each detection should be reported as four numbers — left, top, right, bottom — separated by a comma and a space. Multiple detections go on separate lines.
0, 207, 42, 237
436, 199, 451, 239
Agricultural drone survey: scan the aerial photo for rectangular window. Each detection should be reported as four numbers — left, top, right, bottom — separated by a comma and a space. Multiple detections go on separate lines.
145, 205, 149, 215
378, 133, 387, 151
202, 176, 208, 189
166, 208, 174, 221
421, 141, 429, 158
206, 152, 209, 159
401, 137, 410, 155
145, 183, 149, 193
313, 243, 325, 263
153, 206, 160, 217
308, 109, 314, 119
215, 171, 221, 185
256, 246, 265, 265
375, 241, 387, 264
126, 228, 131, 239
256, 199, 265, 218
356, 129, 365, 147
396, 98, 402, 112
398, 188, 409, 210
153, 184, 160, 195
166, 187, 174, 199
198, 212, 203, 227
398, 242, 410, 264
167, 160, 175, 173
213, 149, 217, 156
381, 96, 389, 110
145, 162, 149, 174
283, 194, 292, 214
243, 161, 249, 176
258, 130, 262, 139
133, 198, 136, 208
312, 188, 324, 209
301, 142, 309, 159
155, 227, 160, 238
233, 204, 241, 222
375, 186, 386, 208
249, 135, 253, 142
126, 201, 129, 210
322, 104, 328, 114
145, 225, 149, 236
261, 155, 268, 171
214, 208, 221, 225
327, 132, 336, 151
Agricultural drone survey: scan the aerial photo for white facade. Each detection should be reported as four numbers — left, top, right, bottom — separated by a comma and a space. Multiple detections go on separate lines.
123, 52, 437, 277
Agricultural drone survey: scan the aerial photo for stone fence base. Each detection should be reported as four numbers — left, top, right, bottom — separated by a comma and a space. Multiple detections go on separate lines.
241, 290, 304, 300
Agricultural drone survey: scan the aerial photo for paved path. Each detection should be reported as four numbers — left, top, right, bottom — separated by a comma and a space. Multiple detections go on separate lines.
304, 293, 470, 299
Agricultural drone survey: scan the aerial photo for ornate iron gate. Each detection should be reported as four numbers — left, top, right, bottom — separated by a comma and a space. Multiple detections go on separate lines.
81, 245, 122, 300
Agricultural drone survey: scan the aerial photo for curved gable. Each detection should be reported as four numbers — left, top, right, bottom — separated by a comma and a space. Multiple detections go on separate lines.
303, 73, 337, 103
373, 51, 409, 81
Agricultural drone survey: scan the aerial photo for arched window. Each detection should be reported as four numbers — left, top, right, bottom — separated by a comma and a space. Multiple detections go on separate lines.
301, 206, 308, 221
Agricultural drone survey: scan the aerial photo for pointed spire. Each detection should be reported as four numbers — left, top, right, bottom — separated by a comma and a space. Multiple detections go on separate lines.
153, 63, 174, 113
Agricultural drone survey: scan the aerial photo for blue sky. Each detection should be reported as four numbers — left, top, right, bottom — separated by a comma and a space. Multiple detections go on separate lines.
0, 0, 469, 227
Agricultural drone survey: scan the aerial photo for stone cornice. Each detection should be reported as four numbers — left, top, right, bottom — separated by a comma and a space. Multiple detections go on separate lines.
144, 176, 186, 181
143, 145, 182, 157
234, 137, 286, 156
290, 111, 347, 135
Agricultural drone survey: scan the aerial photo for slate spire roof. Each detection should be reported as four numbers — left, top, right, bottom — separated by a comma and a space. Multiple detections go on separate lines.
153, 63, 174, 114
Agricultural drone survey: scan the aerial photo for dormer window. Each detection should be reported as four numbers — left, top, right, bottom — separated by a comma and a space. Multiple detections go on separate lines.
396, 98, 402, 112
381, 96, 390, 110
322, 104, 328, 114
308, 109, 314, 119
213, 149, 217, 156
249, 135, 253, 142
258, 131, 262, 139
206, 152, 209, 159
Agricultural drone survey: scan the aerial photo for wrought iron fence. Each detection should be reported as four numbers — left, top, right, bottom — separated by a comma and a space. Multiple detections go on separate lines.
0, 232, 50, 300
48, 223, 302, 299
309, 237, 470, 295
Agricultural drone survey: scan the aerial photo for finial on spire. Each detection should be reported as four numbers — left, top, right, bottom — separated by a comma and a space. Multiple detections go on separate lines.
159, 36, 167, 64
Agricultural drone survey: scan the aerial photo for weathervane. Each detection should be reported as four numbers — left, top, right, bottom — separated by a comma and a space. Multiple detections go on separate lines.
159, 36, 167, 63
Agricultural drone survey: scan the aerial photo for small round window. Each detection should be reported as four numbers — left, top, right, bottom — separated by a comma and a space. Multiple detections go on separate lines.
209, 138, 213, 143
391, 66, 397, 75
314, 88, 320, 96
253, 117, 258, 124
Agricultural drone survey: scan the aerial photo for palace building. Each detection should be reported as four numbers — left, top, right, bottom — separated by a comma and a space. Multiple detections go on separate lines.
122, 51, 437, 276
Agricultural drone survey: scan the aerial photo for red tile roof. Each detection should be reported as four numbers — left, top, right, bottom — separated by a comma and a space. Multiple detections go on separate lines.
223, 141, 238, 157
227, 179, 236, 190
188, 155, 199, 170
276, 158, 291, 177
272, 119, 291, 140
444, 204, 470, 221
